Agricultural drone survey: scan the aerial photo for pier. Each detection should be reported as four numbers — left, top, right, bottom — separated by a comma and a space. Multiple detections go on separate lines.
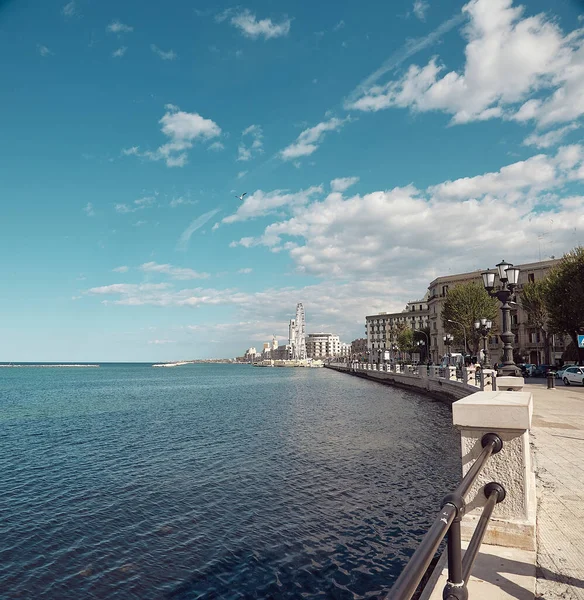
327, 362, 584, 599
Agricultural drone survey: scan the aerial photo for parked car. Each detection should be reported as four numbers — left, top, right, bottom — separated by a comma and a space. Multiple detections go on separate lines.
561, 365, 584, 386
532, 364, 553, 377
518, 363, 536, 377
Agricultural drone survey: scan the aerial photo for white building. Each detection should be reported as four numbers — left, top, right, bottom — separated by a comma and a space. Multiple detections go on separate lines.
306, 333, 341, 359
365, 295, 430, 362
339, 342, 351, 357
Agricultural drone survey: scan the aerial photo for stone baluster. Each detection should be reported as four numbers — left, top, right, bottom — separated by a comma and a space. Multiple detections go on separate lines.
452, 390, 536, 550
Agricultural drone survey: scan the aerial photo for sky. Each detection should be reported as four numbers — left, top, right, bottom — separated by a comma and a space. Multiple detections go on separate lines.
1, 0, 583, 361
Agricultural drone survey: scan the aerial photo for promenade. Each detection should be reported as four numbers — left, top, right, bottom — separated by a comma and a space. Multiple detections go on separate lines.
527, 381, 584, 600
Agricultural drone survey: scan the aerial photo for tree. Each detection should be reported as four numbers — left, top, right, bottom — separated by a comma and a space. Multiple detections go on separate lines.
544, 246, 584, 365
520, 279, 551, 364
397, 325, 415, 356
442, 282, 499, 354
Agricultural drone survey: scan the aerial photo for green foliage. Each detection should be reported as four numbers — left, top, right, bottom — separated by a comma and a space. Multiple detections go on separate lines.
442, 281, 499, 353
544, 246, 584, 363
397, 326, 415, 354
520, 280, 548, 330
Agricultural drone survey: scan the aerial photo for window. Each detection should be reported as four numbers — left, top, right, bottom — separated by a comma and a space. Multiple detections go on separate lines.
528, 273, 535, 283
442, 285, 449, 296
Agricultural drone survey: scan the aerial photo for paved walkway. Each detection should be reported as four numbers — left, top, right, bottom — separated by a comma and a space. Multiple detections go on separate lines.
526, 381, 584, 600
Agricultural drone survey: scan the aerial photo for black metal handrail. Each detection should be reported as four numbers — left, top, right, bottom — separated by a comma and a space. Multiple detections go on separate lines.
387, 433, 506, 600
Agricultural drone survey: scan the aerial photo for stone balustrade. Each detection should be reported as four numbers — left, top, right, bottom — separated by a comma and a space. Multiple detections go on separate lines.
325, 361, 526, 403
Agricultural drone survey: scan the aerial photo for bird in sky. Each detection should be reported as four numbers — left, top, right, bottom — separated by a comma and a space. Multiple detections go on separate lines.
235, 192, 247, 201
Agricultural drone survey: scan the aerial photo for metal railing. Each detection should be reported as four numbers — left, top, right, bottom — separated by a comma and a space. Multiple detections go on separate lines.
386, 433, 506, 600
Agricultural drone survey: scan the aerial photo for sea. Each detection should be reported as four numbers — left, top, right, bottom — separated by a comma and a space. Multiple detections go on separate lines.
0, 363, 460, 599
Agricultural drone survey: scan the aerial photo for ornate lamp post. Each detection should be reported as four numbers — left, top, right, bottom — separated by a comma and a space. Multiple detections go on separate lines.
416, 339, 425, 363
446, 319, 468, 355
482, 260, 521, 377
474, 318, 492, 366
443, 333, 454, 357
392, 343, 399, 363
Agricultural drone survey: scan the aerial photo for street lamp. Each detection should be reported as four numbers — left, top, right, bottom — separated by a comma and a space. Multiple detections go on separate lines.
391, 343, 399, 363
416, 339, 426, 363
446, 319, 468, 354
474, 318, 492, 366
443, 333, 454, 357
482, 260, 521, 376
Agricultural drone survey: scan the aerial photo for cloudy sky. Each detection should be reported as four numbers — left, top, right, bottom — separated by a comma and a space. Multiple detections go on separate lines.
1, 0, 583, 361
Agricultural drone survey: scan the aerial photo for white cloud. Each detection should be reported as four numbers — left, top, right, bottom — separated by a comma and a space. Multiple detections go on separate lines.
140, 261, 209, 280
280, 117, 349, 160
151, 44, 177, 60
121, 146, 140, 156
169, 197, 197, 208
84, 202, 95, 217
333, 20, 345, 31
62, 1, 77, 18
113, 266, 129, 273
237, 171, 248, 179
222, 186, 323, 224
229, 145, 584, 278
38, 45, 53, 57
413, 0, 429, 21
127, 105, 222, 168
177, 208, 221, 250
134, 220, 147, 227
330, 177, 359, 192
344, 12, 465, 108
148, 339, 175, 344
107, 20, 133, 34
114, 196, 155, 213
229, 237, 256, 248
208, 141, 225, 151
229, 10, 291, 40
237, 124, 264, 161
238, 268, 253, 274
349, 0, 584, 128
112, 47, 127, 58
523, 124, 580, 149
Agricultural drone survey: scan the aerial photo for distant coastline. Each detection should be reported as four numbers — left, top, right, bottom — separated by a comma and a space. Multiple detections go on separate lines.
0, 364, 100, 368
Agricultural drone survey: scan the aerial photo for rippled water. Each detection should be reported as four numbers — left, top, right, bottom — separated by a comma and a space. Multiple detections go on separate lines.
0, 364, 460, 599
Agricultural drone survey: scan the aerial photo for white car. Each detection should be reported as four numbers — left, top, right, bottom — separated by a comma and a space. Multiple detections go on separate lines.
562, 366, 584, 386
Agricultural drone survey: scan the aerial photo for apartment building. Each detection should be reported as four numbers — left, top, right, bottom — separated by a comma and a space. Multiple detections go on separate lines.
426, 258, 565, 364
365, 296, 430, 362
306, 333, 341, 359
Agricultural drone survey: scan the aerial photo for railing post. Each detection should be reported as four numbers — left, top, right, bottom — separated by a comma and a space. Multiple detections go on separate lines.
462, 367, 475, 386
445, 366, 456, 381
479, 369, 495, 391
452, 390, 536, 550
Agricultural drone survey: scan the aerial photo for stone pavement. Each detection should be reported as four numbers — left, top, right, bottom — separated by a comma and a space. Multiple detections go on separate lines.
525, 381, 584, 599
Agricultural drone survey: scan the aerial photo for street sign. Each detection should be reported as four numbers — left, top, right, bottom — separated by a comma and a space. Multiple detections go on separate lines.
579, 335, 584, 348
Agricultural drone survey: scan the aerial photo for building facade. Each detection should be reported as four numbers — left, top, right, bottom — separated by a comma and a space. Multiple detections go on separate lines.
365, 296, 430, 362
351, 338, 368, 357
306, 333, 341, 359
426, 258, 566, 365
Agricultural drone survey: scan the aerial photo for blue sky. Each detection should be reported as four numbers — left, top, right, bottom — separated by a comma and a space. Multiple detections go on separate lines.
1, 0, 583, 361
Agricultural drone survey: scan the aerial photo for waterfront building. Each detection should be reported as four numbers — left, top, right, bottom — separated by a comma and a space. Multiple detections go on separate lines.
427, 258, 566, 364
351, 338, 367, 358
339, 342, 351, 358
365, 295, 430, 363
306, 333, 341, 359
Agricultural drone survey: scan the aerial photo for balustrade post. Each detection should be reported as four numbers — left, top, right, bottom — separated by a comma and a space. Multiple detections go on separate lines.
452, 390, 536, 550
479, 369, 495, 391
